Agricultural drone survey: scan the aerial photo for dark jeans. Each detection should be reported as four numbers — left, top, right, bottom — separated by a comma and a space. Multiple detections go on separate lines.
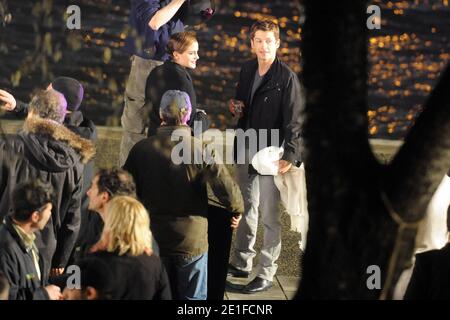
161, 253, 208, 300
207, 205, 234, 300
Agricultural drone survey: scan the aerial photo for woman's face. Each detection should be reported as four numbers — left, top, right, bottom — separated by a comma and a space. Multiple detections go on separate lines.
173, 41, 199, 69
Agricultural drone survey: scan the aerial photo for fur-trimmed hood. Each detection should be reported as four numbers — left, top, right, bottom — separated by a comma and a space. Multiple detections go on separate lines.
21, 117, 95, 167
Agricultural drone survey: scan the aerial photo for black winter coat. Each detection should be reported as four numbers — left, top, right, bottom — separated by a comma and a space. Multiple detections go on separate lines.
145, 61, 197, 136
0, 117, 95, 277
124, 126, 244, 258
0, 216, 49, 300
12, 104, 98, 257
235, 57, 303, 168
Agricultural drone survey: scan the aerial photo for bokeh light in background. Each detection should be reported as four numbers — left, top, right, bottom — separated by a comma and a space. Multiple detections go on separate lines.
0, 0, 448, 139
368, 0, 449, 138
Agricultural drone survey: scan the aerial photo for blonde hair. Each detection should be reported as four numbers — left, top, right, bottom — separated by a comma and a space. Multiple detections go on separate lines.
167, 31, 197, 56
101, 196, 152, 256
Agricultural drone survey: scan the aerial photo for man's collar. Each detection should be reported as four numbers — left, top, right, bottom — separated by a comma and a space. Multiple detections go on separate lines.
12, 223, 36, 250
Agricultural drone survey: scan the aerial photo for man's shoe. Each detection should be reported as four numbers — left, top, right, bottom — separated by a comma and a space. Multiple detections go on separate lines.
227, 264, 250, 278
242, 277, 273, 294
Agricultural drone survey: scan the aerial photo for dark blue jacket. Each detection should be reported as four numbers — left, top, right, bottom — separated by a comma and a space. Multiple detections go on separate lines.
125, 0, 185, 60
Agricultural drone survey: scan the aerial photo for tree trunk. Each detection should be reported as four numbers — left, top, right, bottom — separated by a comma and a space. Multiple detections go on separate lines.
296, 0, 450, 299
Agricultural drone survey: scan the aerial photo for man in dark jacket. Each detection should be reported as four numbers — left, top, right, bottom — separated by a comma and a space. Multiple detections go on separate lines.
52, 168, 137, 289
0, 89, 95, 279
124, 90, 243, 300
120, 0, 215, 166
70, 168, 137, 263
228, 20, 303, 293
0, 181, 63, 300
0, 77, 98, 255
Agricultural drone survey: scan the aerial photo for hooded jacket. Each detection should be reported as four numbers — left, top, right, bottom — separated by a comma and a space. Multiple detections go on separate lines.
12, 102, 98, 263
0, 117, 95, 276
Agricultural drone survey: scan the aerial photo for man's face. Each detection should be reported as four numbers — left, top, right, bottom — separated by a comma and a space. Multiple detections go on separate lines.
87, 176, 107, 213
251, 30, 279, 62
35, 203, 52, 230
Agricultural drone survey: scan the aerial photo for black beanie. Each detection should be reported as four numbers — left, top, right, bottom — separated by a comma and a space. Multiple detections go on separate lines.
51, 77, 84, 111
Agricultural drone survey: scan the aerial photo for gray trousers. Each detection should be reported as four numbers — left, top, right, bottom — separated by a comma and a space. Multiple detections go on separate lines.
119, 55, 163, 166
231, 163, 282, 281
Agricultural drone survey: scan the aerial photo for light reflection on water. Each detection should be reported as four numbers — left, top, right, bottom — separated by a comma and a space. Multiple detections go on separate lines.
0, 1, 448, 139
192, 1, 449, 139
367, 0, 449, 138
